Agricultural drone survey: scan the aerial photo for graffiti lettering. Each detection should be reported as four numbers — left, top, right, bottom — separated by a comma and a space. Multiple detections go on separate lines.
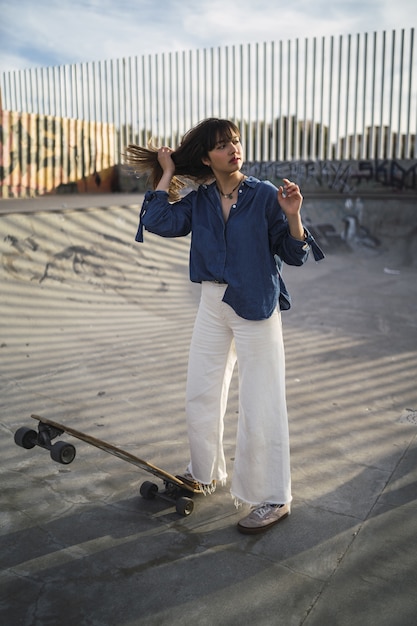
244, 159, 417, 193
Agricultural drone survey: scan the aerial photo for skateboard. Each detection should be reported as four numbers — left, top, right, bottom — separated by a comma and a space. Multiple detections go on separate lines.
14, 414, 202, 516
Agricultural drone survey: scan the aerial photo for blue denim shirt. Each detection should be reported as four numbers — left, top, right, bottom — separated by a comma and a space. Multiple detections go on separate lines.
136, 176, 324, 320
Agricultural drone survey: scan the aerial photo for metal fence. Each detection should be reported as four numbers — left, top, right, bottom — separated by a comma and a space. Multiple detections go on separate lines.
1, 28, 415, 163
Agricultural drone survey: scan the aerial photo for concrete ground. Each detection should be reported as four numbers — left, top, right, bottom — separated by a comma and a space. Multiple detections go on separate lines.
1, 193, 416, 626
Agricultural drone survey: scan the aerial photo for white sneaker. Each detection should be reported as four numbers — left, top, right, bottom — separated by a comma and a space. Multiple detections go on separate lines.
237, 502, 290, 534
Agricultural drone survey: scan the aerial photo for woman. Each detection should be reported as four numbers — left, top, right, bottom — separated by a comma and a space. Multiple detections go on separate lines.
125, 118, 324, 534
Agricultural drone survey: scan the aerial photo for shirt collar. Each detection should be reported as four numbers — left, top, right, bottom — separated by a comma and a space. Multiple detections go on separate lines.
201, 175, 259, 191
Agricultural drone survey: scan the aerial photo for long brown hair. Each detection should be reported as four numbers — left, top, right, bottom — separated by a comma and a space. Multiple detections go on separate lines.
124, 118, 240, 201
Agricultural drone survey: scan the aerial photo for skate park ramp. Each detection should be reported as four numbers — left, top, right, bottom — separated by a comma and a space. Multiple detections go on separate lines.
1, 193, 417, 626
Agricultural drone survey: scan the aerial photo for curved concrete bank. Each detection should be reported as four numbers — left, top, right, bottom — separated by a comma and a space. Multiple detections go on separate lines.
1, 194, 417, 625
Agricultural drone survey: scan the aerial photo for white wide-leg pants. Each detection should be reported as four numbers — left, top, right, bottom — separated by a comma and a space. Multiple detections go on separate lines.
185, 282, 292, 506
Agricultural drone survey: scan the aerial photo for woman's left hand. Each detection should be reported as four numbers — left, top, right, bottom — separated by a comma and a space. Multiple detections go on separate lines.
278, 178, 303, 217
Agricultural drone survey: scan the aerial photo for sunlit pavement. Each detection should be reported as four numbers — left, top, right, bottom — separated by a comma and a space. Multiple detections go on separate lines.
1, 195, 417, 625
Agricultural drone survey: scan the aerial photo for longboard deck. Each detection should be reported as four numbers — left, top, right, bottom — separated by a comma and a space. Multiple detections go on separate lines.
30, 414, 201, 494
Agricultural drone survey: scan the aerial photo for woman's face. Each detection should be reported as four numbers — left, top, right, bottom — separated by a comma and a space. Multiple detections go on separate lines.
202, 132, 243, 175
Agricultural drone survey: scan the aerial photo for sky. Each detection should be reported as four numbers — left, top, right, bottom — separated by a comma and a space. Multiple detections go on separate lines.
0, 0, 416, 75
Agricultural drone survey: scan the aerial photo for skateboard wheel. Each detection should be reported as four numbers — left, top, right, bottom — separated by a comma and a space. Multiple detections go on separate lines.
140, 481, 159, 499
14, 427, 37, 449
176, 497, 194, 516
50, 441, 76, 464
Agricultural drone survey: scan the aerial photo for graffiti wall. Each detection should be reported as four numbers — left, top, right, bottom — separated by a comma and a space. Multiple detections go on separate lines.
244, 159, 417, 194
0, 110, 117, 198
1, 107, 417, 198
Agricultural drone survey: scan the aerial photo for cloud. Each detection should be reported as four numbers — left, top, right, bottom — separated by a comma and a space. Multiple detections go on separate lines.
0, 0, 415, 74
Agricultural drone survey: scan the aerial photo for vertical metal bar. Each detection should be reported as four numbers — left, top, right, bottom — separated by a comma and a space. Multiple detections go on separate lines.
202, 48, 206, 120
318, 37, 325, 159
352, 34, 360, 159
239, 44, 245, 152
286, 39, 291, 160
130, 55, 135, 143
35, 67, 41, 115
404, 28, 414, 158
387, 30, 396, 158
255, 42, 260, 161
91, 61, 96, 123
182, 50, 187, 133
113, 59, 122, 163
154, 53, 159, 140
359, 33, 368, 160
150, 53, 154, 139
30, 68, 35, 114
121, 58, 126, 151
263, 41, 268, 161
270, 41, 276, 160
141, 55, 147, 142
161, 52, 166, 142
301, 38, 308, 160
15, 70, 19, 112
109, 58, 115, 162
40, 67, 46, 115
395, 29, 405, 158
73, 64, 78, 119
167, 52, 173, 145
103, 60, 109, 125
175, 51, 180, 142
413, 30, 417, 159
85, 62, 90, 122
195, 49, 200, 123
189, 49, 194, 125
343, 35, 351, 159
247, 43, 253, 161
62, 65, 68, 119
326, 36, 334, 159
168, 52, 173, 148
209, 46, 213, 121
124, 57, 129, 152
53, 66, 59, 118
47, 66, 52, 116
369, 32, 377, 159
135, 55, 140, 143
335, 36, 343, 159
96, 60, 103, 171
310, 38, 317, 159
17, 67, 23, 112
294, 38, 300, 160
0, 72, 5, 110
218, 46, 222, 118
378, 31, 386, 158
23, 68, 30, 113
224, 45, 229, 119
79, 63, 85, 121
278, 40, 283, 161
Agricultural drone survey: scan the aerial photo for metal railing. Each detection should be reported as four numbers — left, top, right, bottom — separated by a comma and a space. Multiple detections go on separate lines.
1, 28, 415, 162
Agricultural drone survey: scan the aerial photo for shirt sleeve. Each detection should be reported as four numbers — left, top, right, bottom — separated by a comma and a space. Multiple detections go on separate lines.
135, 190, 194, 242
278, 228, 325, 265
264, 183, 325, 264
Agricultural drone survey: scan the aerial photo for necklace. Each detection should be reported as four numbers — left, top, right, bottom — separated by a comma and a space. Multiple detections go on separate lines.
217, 176, 245, 199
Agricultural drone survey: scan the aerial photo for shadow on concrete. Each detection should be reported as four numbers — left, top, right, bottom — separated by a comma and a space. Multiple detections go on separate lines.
1, 196, 416, 625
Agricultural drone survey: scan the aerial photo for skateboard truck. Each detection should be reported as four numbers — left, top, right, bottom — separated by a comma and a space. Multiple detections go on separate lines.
14, 424, 76, 464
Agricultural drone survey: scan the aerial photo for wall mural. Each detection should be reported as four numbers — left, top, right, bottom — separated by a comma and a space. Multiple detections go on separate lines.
244, 159, 417, 194
0, 110, 117, 198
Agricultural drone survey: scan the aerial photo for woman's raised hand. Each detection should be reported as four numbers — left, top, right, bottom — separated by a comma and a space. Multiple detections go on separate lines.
157, 147, 176, 177
277, 178, 303, 217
